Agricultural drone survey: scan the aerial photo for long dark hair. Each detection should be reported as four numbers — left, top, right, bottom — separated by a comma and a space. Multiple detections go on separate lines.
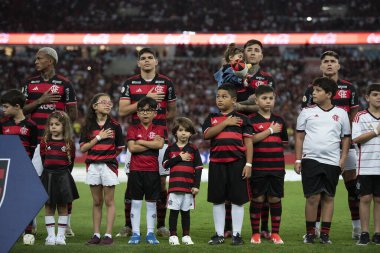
83, 93, 110, 138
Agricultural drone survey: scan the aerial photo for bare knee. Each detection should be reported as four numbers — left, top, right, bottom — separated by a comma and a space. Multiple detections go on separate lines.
307, 194, 321, 205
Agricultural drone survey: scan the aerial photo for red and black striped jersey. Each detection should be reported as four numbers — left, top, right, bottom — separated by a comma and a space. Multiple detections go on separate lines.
163, 143, 203, 193
302, 79, 359, 113
0, 117, 38, 159
249, 113, 288, 171
119, 74, 176, 139
237, 69, 275, 102
22, 74, 77, 140
202, 111, 253, 163
79, 117, 125, 175
126, 123, 165, 172
40, 139, 75, 171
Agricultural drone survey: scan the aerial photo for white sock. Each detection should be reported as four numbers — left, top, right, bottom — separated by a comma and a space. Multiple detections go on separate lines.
213, 204, 225, 236
45, 216, 55, 237
131, 200, 142, 235
146, 201, 157, 234
104, 233, 112, 238
316, 221, 321, 229
57, 216, 68, 237
67, 214, 71, 227
94, 233, 101, 238
231, 204, 244, 236
352, 219, 361, 228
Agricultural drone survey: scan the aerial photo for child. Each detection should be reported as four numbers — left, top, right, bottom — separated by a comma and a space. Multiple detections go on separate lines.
79, 93, 125, 245
352, 83, 380, 246
126, 97, 165, 245
248, 85, 288, 244
163, 117, 203, 245
40, 111, 79, 245
202, 83, 253, 245
295, 77, 351, 244
0, 89, 38, 244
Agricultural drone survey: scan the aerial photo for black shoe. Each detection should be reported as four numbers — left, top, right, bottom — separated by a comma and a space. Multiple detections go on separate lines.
357, 232, 370, 246
231, 233, 244, 245
208, 233, 224, 245
303, 233, 315, 244
319, 233, 332, 244
373, 233, 380, 245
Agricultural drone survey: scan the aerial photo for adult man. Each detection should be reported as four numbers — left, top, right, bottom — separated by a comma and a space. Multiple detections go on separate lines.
118, 47, 176, 238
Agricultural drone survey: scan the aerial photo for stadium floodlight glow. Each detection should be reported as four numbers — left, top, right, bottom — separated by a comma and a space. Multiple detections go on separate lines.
306, 17, 313, 22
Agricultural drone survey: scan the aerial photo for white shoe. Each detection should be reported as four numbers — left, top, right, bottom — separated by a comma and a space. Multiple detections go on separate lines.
169, 235, 180, 245
65, 226, 75, 237
55, 235, 66, 245
182, 235, 194, 245
45, 235, 56, 246
352, 227, 361, 240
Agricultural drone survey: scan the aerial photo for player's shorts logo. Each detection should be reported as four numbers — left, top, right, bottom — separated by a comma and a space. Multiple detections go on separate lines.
0, 159, 10, 208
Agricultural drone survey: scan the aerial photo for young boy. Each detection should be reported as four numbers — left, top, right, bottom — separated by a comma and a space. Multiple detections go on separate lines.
295, 77, 351, 244
163, 117, 203, 245
202, 83, 253, 245
352, 83, 380, 246
0, 89, 38, 244
248, 85, 288, 245
126, 97, 165, 245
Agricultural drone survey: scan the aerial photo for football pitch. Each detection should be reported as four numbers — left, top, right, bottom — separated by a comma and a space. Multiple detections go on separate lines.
10, 179, 377, 253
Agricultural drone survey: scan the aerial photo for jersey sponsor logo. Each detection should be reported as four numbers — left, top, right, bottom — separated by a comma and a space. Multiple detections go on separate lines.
148, 131, 156, 139
20, 126, 28, 135
131, 81, 141, 84
154, 85, 164, 93
155, 80, 164, 84
32, 86, 39, 91
337, 85, 347, 89
65, 88, 70, 102
50, 85, 60, 93
255, 76, 265, 80
0, 159, 10, 208
337, 90, 348, 98
30, 80, 40, 84
52, 80, 62, 84
136, 88, 143, 93
332, 114, 339, 121
39, 104, 56, 110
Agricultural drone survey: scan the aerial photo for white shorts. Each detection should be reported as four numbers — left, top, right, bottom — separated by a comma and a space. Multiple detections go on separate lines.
32, 144, 44, 176
167, 192, 194, 211
86, 163, 119, 186
344, 148, 357, 171
124, 144, 169, 176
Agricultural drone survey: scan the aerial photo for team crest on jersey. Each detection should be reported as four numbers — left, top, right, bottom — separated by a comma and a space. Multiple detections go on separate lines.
332, 114, 339, 121
154, 85, 164, 93
337, 90, 347, 98
0, 159, 10, 208
148, 132, 156, 139
50, 85, 60, 93
61, 146, 66, 152
20, 127, 28, 135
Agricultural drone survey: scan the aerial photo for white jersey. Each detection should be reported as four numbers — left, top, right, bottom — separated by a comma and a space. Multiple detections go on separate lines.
297, 105, 351, 166
352, 110, 380, 175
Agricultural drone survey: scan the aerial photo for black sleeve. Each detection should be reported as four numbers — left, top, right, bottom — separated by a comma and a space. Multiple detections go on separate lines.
163, 155, 182, 169
301, 85, 314, 108
194, 169, 202, 189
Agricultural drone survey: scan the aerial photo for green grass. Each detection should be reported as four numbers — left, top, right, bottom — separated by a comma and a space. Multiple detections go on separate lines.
10, 181, 377, 253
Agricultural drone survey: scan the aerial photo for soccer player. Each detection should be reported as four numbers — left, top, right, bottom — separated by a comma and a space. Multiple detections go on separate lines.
248, 85, 288, 245
295, 77, 351, 244
301, 50, 361, 239
118, 47, 176, 237
202, 83, 253, 245
22, 47, 78, 237
352, 83, 380, 246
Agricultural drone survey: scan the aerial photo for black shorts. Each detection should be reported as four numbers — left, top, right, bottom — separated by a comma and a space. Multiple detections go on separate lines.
357, 175, 380, 197
250, 170, 285, 198
127, 170, 161, 201
301, 159, 341, 197
207, 159, 250, 205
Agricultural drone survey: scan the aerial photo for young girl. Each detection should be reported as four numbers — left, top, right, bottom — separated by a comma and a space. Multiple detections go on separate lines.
79, 93, 125, 245
162, 117, 203, 245
40, 111, 79, 246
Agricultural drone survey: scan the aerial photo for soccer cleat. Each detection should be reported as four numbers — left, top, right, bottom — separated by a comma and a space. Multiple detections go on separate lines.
231, 233, 244, 245
250, 233, 261, 244
372, 233, 380, 245
303, 233, 315, 244
182, 235, 194, 245
86, 235, 101, 245
224, 230, 232, 238
128, 233, 141, 244
356, 232, 370, 246
45, 235, 56, 246
55, 235, 66, 245
270, 233, 284, 244
352, 227, 361, 240
156, 226, 170, 237
146, 232, 160, 244
116, 225, 132, 237
99, 236, 113, 245
169, 235, 180, 245
319, 233, 332, 244
208, 233, 225, 245
260, 230, 271, 240
65, 226, 75, 237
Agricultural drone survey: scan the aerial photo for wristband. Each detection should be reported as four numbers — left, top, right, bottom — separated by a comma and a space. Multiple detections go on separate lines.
295, 160, 302, 163
95, 135, 102, 141
374, 128, 379, 136
268, 127, 274, 135
245, 163, 252, 167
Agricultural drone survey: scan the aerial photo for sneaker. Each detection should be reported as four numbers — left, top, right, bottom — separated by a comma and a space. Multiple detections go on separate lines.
128, 233, 141, 244
55, 235, 66, 245
65, 226, 75, 237
303, 233, 315, 244
261, 230, 271, 240
156, 226, 170, 237
352, 227, 361, 240
319, 233, 332, 244
99, 236, 113, 245
45, 235, 56, 246
182, 235, 194, 245
250, 233, 261, 244
270, 233, 284, 244
231, 233, 244, 245
116, 225, 132, 237
208, 233, 224, 245
86, 235, 101, 245
146, 232, 160, 244
356, 232, 370, 246
372, 233, 380, 245
169, 235, 180, 245
224, 230, 232, 238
